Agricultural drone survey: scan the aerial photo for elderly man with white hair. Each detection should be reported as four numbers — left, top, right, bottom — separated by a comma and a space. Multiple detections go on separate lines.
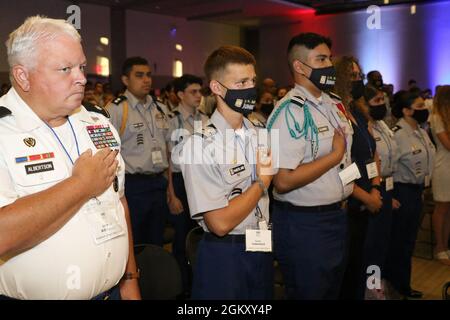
0, 16, 140, 300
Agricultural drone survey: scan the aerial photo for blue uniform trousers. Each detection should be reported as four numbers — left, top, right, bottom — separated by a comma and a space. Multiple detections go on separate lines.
191, 233, 274, 300
125, 173, 168, 246
272, 200, 348, 300
166, 172, 196, 293
385, 182, 424, 294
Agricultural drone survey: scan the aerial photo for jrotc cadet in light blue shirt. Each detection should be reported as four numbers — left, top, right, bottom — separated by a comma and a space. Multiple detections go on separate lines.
385, 91, 435, 299
166, 74, 208, 295
174, 46, 274, 300
106, 57, 172, 247
267, 33, 354, 300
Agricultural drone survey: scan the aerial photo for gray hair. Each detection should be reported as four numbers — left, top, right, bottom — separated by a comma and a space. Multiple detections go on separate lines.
6, 15, 81, 71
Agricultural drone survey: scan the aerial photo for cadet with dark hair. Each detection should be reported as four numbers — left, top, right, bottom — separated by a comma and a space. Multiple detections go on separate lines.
106, 56, 172, 247
267, 33, 353, 299
385, 91, 436, 299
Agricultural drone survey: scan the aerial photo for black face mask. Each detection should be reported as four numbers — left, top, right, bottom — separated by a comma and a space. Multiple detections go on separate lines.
351, 80, 365, 100
217, 82, 257, 115
300, 61, 336, 92
260, 103, 274, 116
412, 109, 429, 124
369, 104, 387, 121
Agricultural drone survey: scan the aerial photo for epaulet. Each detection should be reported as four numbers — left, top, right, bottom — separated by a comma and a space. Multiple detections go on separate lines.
151, 96, 167, 116
391, 125, 402, 132
84, 102, 110, 118
247, 114, 266, 128
168, 110, 180, 119
195, 123, 217, 139
290, 95, 306, 108
328, 91, 342, 101
0, 106, 12, 118
112, 95, 127, 105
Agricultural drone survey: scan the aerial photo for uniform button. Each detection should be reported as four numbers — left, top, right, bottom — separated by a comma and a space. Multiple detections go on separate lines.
340, 163, 344, 169
107, 252, 111, 258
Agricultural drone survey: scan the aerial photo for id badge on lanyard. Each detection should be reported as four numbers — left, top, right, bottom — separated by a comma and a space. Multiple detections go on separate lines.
84, 199, 124, 245
151, 138, 164, 165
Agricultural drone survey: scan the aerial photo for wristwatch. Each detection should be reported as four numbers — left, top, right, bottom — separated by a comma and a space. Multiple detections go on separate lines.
254, 176, 268, 196
122, 269, 140, 281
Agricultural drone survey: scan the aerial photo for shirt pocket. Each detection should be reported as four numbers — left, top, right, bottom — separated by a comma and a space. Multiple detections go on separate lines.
305, 122, 334, 158
155, 113, 169, 129
2, 135, 69, 192
128, 122, 146, 133
221, 163, 252, 186
128, 122, 147, 149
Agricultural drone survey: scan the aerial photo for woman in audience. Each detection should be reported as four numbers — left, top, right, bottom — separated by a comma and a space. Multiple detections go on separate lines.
363, 86, 400, 299
334, 56, 383, 300
385, 91, 436, 298
430, 85, 450, 265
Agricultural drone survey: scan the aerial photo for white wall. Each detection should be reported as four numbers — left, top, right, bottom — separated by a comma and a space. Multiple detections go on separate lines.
125, 10, 240, 83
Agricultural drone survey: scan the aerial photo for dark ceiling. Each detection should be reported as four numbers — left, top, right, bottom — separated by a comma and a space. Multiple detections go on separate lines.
68, 0, 444, 26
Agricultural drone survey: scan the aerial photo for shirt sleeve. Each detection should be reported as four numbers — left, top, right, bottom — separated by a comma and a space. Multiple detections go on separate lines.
431, 113, 445, 134
105, 102, 123, 134
268, 103, 306, 170
0, 154, 19, 208
179, 136, 228, 218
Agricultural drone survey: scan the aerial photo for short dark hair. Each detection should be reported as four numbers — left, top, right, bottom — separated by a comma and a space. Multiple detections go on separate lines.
392, 90, 420, 118
122, 56, 149, 76
204, 45, 256, 82
287, 32, 332, 54
173, 74, 203, 94
367, 70, 381, 81
408, 79, 417, 85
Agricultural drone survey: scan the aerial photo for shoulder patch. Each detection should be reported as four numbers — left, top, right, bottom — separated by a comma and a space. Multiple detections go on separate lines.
84, 102, 110, 118
0, 106, 12, 118
195, 123, 217, 139
328, 91, 342, 101
391, 125, 402, 132
112, 95, 127, 105
290, 95, 306, 108
247, 114, 266, 128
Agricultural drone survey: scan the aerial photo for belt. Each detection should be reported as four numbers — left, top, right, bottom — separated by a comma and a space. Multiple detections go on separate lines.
274, 200, 343, 213
204, 232, 245, 243
125, 172, 163, 179
395, 182, 424, 190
